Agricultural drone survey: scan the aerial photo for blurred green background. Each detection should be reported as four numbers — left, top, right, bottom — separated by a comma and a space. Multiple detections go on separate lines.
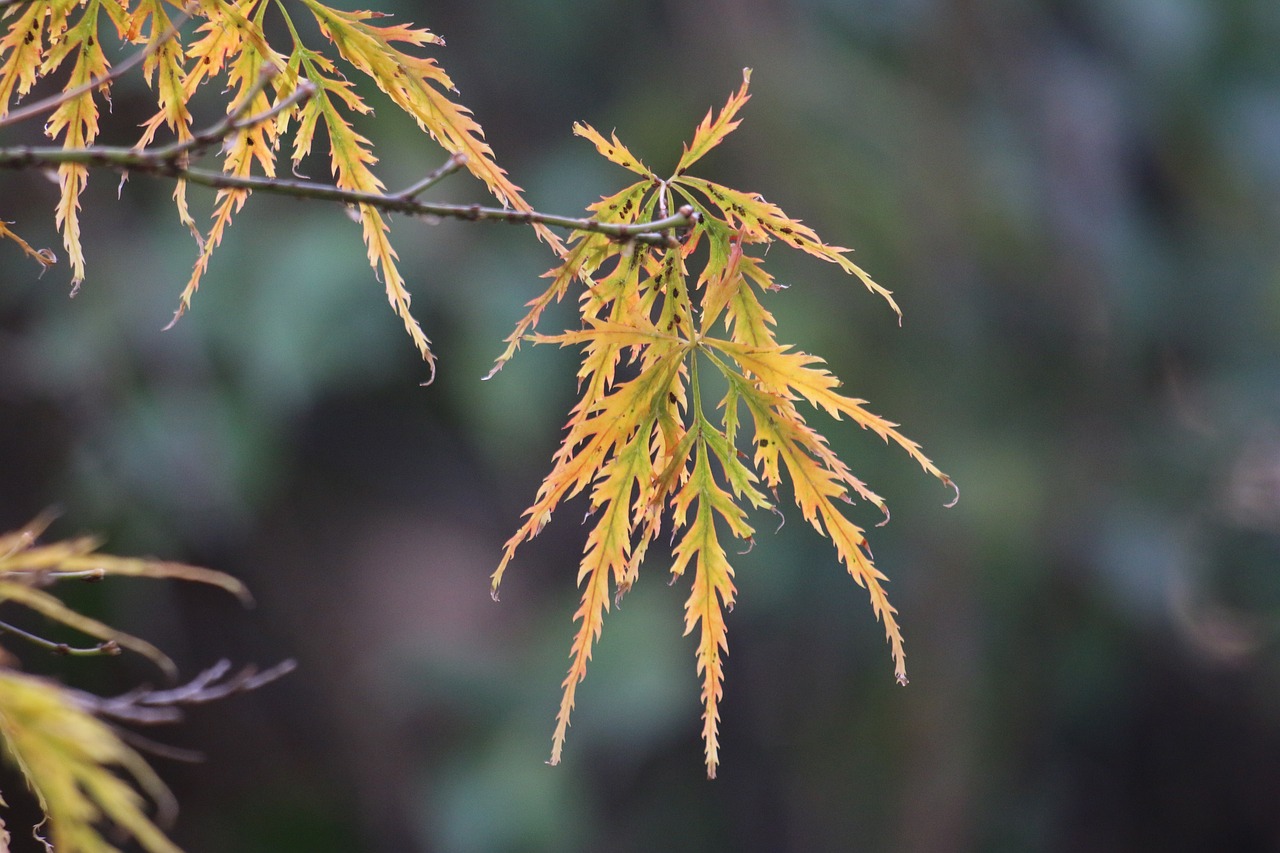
4, 0, 1280, 850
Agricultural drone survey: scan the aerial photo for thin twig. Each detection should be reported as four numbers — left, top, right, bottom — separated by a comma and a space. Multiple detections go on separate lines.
0, 619, 120, 657
113, 727, 206, 763
0, 6, 194, 130
393, 151, 469, 200
37, 568, 106, 582
154, 65, 313, 163
70, 658, 297, 724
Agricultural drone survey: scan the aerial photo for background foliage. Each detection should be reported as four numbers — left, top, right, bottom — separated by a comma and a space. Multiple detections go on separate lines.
3, 0, 1280, 850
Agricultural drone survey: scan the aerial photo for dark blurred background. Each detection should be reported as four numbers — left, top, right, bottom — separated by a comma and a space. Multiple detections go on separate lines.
4, 0, 1280, 850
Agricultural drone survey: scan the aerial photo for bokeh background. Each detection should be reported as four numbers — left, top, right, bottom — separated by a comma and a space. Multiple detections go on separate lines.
4, 0, 1280, 850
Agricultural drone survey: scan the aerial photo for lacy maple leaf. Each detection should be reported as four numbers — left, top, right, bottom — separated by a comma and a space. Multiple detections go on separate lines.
491, 69, 955, 777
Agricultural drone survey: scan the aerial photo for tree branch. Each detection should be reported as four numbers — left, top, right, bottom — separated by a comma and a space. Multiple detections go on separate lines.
0, 144, 698, 245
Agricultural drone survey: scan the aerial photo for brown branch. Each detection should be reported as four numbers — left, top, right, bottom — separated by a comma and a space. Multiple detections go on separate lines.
0, 141, 697, 243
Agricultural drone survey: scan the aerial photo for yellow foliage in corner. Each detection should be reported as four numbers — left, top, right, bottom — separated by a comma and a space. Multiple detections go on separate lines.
0, 515, 250, 850
0, 670, 181, 853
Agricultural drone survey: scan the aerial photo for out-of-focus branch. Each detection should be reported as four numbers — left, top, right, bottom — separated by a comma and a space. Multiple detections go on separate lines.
70, 658, 297, 725
0, 619, 120, 657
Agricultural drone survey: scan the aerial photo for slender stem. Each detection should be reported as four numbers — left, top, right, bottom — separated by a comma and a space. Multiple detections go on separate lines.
0, 620, 120, 657
158, 72, 314, 162
394, 151, 468, 200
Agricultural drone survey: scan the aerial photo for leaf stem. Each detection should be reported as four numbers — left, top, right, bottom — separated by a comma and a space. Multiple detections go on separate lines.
393, 152, 469, 200
156, 70, 316, 163
0, 619, 121, 657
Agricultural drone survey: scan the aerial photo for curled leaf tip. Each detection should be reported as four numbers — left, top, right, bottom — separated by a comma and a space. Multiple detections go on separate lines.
876, 505, 891, 528
896, 671, 909, 686
944, 478, 959, 508
161, 306, 185, 332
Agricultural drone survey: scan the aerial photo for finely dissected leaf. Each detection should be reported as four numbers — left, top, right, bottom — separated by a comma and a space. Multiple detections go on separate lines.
301, 0, 561, 250
0, 670, 180, 853
0, 2, 47, 113
132, 0, 192, 146
677, 175, 901, 319
0, 0, 553, 368
707, 340, 954, 492
172, 3, 291, 321
670, 441, 752, 778
485, 181, 652, 377
0, 221, 55, 271
675, 67, 751, 174
130, 0, 199, 239
493, 71, 953, 775
40, 0, 113, 288
573, 122, 653, 178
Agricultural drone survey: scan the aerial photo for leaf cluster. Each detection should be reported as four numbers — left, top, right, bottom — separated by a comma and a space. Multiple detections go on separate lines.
1, 0, 955, 793
491, 70, 955, 777
0, 0, 557, 378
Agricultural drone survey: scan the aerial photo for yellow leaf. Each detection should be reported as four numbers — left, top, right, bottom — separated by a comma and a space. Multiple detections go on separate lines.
0, 221, 56, 271
0, 3, 46, 113
708, 339, 953, 493
573, 122, 653, 178
670, 444, 752, 778
0, 670, 181, 853
41, 0, 113, 288
675, 68, 752, 174
679, 176, 902, 319
302, 0, 561, 250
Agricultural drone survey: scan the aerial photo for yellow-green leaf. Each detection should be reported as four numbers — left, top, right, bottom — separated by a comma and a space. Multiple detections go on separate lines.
675, 67, 752, 175
0, 670, 181, 853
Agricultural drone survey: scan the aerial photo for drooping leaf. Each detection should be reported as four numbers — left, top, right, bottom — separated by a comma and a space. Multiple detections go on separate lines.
301, 0, 562, 250
40, 0, 113, 288
493, 71, 953, 776
0, 670, 181, 853
678, 176, 902, 319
